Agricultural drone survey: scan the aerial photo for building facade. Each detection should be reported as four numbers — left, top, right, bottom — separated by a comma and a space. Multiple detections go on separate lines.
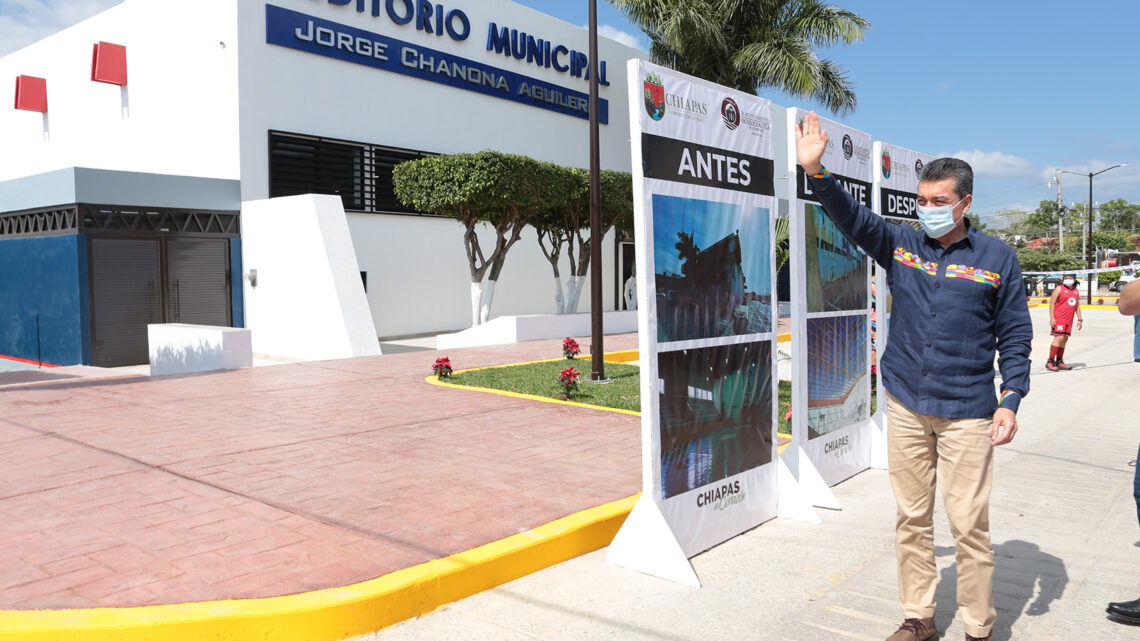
0, 0, 641, 365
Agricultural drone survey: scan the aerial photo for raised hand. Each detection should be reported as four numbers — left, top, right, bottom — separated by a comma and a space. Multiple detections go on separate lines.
795, 110, 828, 175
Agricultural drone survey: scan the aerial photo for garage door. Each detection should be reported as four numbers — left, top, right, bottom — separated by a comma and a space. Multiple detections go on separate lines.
90, 238, 162, 367
90, 238, 231, 367
166, 239, 230, 326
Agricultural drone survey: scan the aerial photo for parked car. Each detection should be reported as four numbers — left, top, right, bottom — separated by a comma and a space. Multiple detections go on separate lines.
1110, 268, 1139, 292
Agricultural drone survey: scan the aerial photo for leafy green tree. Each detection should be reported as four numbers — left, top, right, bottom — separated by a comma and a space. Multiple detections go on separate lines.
393, 151, 554, 326
1090, 231, 1131, 253
1098, 198, 1140, 233
1025, 200, 1061, 231
534, 168, 633, 314
773, 215, 790, 272
533, 167, 582, 314
563, 170, 634, 313
984, 208, 1035, 248
611, 0, 870, 114
1016, 248, 1084, 274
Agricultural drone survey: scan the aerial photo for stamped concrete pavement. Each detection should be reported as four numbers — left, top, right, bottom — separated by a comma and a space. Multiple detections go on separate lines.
0, 334, 639, 610
371, 306, 1140, 641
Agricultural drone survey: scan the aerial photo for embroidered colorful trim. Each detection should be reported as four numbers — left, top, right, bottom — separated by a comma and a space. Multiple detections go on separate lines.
945, 264, 1001, 289
999, 390, 1016, 405
892, 247, 938, 276
812, 168, 831, 179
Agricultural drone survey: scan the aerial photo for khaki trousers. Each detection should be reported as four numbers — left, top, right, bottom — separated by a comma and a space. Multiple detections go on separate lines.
886, 391, 996, 638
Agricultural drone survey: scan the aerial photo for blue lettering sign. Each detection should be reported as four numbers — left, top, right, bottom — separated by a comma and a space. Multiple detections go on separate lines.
484, 22, 608, 86
386, 0, 413, 25
270, 6, 608, 123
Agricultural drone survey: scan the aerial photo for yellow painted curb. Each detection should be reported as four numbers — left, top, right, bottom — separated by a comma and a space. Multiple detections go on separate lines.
1029, 303, 1119, 310
0, 495, 639, 641
604, 349, 639, 363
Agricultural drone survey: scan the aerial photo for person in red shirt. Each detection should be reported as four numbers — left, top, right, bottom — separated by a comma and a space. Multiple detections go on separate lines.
1047, 274, 1083, 370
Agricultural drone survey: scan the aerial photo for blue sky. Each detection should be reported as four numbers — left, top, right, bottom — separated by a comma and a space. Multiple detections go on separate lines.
5, 0, 1137, 224
522, 0, 1140, 225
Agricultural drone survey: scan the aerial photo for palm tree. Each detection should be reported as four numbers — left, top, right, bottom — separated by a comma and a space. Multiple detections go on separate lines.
611, 0, 870, 115
675, 231, 700, 274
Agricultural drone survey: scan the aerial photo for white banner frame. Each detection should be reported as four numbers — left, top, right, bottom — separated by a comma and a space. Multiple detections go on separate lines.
870, 141, 935, 469
608, 60, 780, 586
782, 109, 874, 505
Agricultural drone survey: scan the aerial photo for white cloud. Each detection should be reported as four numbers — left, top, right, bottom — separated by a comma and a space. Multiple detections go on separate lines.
948, 149, 1036, 177
1035, 161, 1140, 208
0, 0, 121, 57
1104, 141, 1137, 153
581, 23, 648, 52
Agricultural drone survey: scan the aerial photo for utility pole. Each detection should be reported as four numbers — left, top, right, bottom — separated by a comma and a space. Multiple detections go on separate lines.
1062, 163, 1131, 303
1049, 170, 1064, 251
587, 0, 604, 381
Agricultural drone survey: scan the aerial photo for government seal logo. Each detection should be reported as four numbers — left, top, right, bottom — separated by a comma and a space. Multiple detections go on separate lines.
842, 134, 854, 160
721, 97, 740, 130
881, 149, 892, 178
644, 72, 665, 121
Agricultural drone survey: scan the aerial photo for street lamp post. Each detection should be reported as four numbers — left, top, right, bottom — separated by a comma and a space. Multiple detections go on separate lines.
1060, 163, 1131, 303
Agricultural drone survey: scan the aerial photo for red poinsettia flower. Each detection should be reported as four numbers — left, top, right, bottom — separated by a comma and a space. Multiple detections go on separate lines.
562, 337, 581, 359
432, 357, 453, 379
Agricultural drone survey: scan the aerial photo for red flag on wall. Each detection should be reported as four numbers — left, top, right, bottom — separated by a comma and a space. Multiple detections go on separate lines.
14, 75, 47, 112
91, 41, 127, 85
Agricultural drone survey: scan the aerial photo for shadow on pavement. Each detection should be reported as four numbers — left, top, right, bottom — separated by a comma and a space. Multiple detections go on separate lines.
934, 541, 1068, 641
0, 370, 82, 387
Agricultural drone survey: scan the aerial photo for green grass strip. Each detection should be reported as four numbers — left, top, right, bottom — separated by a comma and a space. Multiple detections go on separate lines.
448, 359, 642, 412
446, 358, 808, 436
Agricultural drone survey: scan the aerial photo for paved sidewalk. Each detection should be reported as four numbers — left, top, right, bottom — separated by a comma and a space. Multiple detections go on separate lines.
372, 307, 1140, 641
0, 333, 639, 609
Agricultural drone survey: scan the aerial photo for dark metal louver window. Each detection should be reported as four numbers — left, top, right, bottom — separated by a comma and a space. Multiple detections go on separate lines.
269, 131, 435, 215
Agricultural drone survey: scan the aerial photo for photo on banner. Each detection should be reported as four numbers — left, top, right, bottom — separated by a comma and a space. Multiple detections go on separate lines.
806, 315, 869, 439
608, 60, 779, 584
653, 195, 773, 343
804, 203, 868, 313
659, 340, 774, 498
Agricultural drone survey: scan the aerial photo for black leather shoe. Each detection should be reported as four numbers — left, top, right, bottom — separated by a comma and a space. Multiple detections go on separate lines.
1108, 612, 1140, 626
1107, 597, 1140, 624
1108, 597, 1140, 615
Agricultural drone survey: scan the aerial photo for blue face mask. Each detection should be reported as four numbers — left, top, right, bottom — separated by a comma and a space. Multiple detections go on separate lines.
916, 198, 964, 238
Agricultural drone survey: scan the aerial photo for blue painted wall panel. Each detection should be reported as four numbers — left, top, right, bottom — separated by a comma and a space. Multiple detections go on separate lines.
229, 238, 244, 328
0, 235, 85, 365
78, 235, 92, 365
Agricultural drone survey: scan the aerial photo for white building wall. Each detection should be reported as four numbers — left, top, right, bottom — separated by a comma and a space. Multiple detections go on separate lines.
242, 194, 382, 360
348, 212, 617, 337
0, 0, 240, 184
237, 0, 639, 336
1, 0, 640, 340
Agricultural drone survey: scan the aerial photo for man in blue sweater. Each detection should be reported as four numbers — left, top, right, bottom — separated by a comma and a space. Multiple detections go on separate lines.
797, 112, 1033, 641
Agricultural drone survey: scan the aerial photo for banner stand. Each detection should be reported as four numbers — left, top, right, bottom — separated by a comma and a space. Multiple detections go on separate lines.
609, 59, 781, 587
869, 263, 889, 470
779, 444, 840, 511
776, 455, 821, 523
868, 418, 889, 470
606, 496, 701, 587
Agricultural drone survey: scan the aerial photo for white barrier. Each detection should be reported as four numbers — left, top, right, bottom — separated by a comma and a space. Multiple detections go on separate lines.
148, 324, 252, 376
435, 310, 637, 350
